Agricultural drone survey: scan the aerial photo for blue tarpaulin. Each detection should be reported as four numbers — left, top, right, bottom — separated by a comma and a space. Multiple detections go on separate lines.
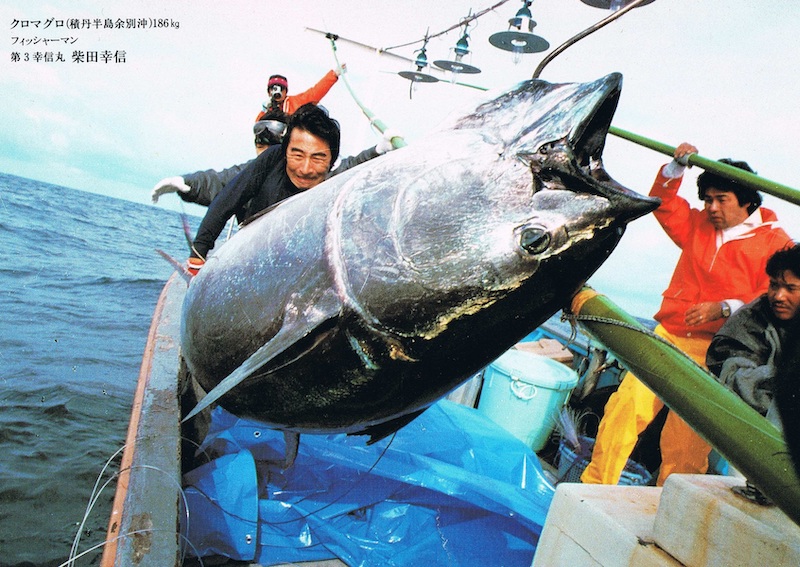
182, 399, 556, 566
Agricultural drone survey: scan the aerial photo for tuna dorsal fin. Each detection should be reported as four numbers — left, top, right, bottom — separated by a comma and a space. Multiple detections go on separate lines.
182, 316, 339, 423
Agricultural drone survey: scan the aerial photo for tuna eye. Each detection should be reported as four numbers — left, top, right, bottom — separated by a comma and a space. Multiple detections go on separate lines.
538, 141, 558, 155
520, 227, 550, 254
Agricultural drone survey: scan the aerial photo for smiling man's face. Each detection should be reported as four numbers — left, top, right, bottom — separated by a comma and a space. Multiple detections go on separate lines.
284, 128, 332, 191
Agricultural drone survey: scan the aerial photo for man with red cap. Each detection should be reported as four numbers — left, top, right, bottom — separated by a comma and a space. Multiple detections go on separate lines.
255, 66, 346, 123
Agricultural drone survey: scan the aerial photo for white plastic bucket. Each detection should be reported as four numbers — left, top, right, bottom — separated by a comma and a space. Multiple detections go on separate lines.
477, 349, 578, 451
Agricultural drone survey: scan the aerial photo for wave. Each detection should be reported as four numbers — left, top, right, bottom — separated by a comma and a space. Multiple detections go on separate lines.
0, 173, 179, 564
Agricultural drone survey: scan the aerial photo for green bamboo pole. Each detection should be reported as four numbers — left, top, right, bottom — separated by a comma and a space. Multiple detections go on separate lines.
327, 34, 406, 150
610, 126, 800, 206
571, 287, 800, 526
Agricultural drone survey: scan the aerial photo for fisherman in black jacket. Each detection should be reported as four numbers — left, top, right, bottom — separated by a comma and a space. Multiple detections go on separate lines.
187, 103, 396, 274
706, 244, 800, 423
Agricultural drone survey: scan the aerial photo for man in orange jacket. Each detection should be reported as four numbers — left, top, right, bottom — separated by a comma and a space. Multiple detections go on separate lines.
581, 142, 792, 486
255, 66, 345, 123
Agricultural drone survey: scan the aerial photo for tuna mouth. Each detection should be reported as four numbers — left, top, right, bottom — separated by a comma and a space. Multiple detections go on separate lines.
531, 73, 660, 223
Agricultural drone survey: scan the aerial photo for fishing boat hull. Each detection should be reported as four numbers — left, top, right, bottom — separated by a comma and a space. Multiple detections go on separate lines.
101, 274, 186, 565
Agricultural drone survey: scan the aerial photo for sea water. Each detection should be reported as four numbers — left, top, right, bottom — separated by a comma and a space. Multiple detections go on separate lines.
0, 172, 193, 566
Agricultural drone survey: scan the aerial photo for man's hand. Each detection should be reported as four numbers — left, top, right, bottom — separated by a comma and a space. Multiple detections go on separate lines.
673, 143, 699, 167
336, 63, 347, 76
151, 176, 191, 203
685, 301, 724, 326
376, 129, 402, 155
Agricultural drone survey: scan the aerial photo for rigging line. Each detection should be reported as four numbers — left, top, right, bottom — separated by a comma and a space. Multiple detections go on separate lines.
533, 0, 652, 79
327, 35, 407, 150
69, 444, 126, 565
308, 29, 486, 90
61, 529, 206, 567
73, 461, 193, 566
307, 26, 420, 67
381, 0, 514, 52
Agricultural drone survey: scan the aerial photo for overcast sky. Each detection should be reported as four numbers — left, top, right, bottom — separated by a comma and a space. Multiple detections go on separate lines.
3, 0, 799, 314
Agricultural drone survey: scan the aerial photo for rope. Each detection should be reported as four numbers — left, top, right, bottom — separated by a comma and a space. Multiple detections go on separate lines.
327, 35, 407, 149
560, 310, 698, 362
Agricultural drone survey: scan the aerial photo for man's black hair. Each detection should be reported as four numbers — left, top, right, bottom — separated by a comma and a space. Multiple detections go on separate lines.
282, 103, 341, 168
697, 158, 762, 214
766, 243, 800, 280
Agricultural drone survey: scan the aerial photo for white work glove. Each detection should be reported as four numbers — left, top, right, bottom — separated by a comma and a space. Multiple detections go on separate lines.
376, 129, 402, 155
151, 176, 191, 203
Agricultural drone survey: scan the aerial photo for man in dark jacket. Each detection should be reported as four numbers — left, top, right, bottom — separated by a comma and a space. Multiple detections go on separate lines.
707, 244, 800, 424
152, 66, 347, 206
151, 105, 395, 207
187, 103, 396, 274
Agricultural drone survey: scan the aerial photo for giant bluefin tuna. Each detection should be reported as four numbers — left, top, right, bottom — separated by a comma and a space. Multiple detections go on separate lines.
182, 73, 659, 440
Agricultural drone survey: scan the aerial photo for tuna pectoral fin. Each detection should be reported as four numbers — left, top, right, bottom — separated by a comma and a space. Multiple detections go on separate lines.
360, 408, 426, 444
182, 317, 338, 423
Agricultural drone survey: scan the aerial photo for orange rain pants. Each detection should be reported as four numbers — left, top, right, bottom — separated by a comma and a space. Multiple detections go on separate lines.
580, 324, 712, 486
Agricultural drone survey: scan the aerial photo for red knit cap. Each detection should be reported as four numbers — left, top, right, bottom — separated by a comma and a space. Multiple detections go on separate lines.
268, 74, 288, 90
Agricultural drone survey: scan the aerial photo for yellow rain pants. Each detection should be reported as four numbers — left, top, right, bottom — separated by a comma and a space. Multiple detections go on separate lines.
580, 324, 712, 486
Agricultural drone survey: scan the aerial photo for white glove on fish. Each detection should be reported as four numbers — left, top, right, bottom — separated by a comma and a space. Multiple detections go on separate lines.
376, 129, 402, 155
151, 176, 191, 203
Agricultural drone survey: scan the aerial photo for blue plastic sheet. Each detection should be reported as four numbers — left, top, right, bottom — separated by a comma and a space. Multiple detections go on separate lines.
182, 399, 556, 566
183, 450, 259, 559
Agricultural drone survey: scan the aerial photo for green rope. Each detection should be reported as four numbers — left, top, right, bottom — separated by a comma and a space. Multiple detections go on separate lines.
327, 34, 406, 150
